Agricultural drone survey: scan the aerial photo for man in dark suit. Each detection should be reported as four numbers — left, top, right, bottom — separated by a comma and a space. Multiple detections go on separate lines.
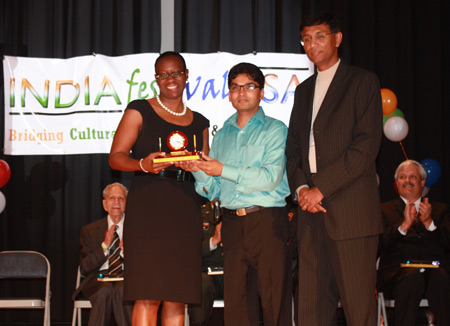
72, 182, 132, 326
286, 13, 383, 326
378, 160, 450, 325
188, 201, 223, 326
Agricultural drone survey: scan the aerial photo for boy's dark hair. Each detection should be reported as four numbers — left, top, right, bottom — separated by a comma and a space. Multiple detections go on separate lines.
227, 62, 265, 88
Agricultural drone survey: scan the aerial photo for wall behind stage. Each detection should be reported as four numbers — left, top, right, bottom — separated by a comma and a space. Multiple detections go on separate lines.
1, 0, 449, 323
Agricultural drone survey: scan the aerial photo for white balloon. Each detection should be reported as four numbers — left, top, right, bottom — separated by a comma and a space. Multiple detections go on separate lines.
383, 116, 409, 142
0, 191, 5, 213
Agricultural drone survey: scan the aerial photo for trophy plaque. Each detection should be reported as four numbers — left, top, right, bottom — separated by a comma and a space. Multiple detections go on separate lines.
153, 131, 202, 163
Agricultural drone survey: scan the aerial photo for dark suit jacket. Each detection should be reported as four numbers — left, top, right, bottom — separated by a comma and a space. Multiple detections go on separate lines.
286, 61, 383, 240
72, 217, 109, 300
377, 198, 450, 288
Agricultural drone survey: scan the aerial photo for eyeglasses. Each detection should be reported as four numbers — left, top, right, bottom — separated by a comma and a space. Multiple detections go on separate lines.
300, 32, 333, 46
155, 71, 185, 80
229, 83, 261, 93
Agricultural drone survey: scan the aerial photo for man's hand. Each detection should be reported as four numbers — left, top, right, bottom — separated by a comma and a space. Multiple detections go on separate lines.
211, 222, 222, 248
103, 224, 117, 248
400, 201, 416, 233
174, 159, 200, 172
192, 153, 223, 176
418, 197, 432, 228
298, 187, 326, 213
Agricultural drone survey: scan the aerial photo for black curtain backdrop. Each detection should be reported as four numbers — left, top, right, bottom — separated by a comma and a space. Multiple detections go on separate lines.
0, 0, 449, 324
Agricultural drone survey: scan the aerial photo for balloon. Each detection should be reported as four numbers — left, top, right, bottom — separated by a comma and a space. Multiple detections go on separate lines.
420, 159, 442, 187
383, 116, 409, 142
0, 191, 5, 213
383, 107, 405, 124
0, 160, 11, 188
421, 186, 430, 197
389, 108, 405, 119
381, 88, 398, 115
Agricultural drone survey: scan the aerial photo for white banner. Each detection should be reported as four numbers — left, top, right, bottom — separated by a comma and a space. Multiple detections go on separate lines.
3, 52, 313, 155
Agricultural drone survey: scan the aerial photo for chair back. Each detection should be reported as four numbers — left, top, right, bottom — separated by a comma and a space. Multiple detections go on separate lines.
75, 266, 82, 288
72, 266, 92, 326
0, 251, 49, 278
0, 251, 51, 326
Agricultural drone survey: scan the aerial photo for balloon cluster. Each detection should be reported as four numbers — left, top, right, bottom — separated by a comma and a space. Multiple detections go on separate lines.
381, 89, 409, 142
0, 160, 11, 214
381, 89, 442, 191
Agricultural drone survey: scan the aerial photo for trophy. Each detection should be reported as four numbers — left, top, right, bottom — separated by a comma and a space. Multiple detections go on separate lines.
153, 131, 202, 163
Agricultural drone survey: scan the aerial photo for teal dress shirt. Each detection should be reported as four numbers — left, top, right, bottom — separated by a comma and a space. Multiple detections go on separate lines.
193, 107, 290, 209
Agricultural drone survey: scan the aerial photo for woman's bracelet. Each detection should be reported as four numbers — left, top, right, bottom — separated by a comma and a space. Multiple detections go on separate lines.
139, 158, 149, 173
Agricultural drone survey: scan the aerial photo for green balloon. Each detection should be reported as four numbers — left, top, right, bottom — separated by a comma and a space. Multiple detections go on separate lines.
389, 108, 405, 119
383, 108, 405, 126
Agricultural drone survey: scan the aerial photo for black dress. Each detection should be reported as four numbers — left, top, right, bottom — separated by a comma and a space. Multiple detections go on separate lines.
123, 99, 209, 303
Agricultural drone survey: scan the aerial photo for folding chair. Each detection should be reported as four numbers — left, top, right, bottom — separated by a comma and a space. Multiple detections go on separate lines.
377, 291, 429, 326
0, 251, 51, 326
71, 266, 92, 326
376, 257, 430, 326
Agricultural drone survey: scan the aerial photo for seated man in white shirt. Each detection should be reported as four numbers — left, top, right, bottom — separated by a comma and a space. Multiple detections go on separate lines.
72, 182, 132, 326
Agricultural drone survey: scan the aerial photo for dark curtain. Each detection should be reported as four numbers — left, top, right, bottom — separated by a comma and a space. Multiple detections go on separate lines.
1, 0, 449, 324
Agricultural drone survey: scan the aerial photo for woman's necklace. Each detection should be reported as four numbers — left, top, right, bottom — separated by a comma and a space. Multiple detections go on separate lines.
156, 95, 187, 117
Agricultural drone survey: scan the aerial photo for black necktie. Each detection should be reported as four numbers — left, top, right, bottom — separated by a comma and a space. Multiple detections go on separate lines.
108, 225, 123, 276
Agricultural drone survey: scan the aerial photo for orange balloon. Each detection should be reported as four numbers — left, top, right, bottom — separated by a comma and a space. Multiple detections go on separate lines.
381, 88, 397, 115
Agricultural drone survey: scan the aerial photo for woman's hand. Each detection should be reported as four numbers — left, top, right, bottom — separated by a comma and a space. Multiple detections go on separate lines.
140, 152, 173, 174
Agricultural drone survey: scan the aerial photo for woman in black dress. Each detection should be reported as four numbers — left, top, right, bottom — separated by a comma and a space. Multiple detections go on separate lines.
109, 52, 209, 326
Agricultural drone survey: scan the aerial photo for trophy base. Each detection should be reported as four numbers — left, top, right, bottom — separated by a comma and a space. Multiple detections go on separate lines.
153, 151, 202, 163
400, 263, 439, 269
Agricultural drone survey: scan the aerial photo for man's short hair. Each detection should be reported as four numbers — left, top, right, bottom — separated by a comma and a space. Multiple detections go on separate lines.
299, 13, 342, 34
394, 160, 427, 181
103, 182, 128, 199
155, 51, 187, 71
227, 62, 265, 89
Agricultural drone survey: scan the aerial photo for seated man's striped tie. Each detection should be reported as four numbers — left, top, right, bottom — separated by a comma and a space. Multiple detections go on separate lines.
108, 225, 123, 276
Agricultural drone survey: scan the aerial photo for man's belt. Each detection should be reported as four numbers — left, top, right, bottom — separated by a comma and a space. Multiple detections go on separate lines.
135, 169, 194, 182
222, 206, 265, 216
